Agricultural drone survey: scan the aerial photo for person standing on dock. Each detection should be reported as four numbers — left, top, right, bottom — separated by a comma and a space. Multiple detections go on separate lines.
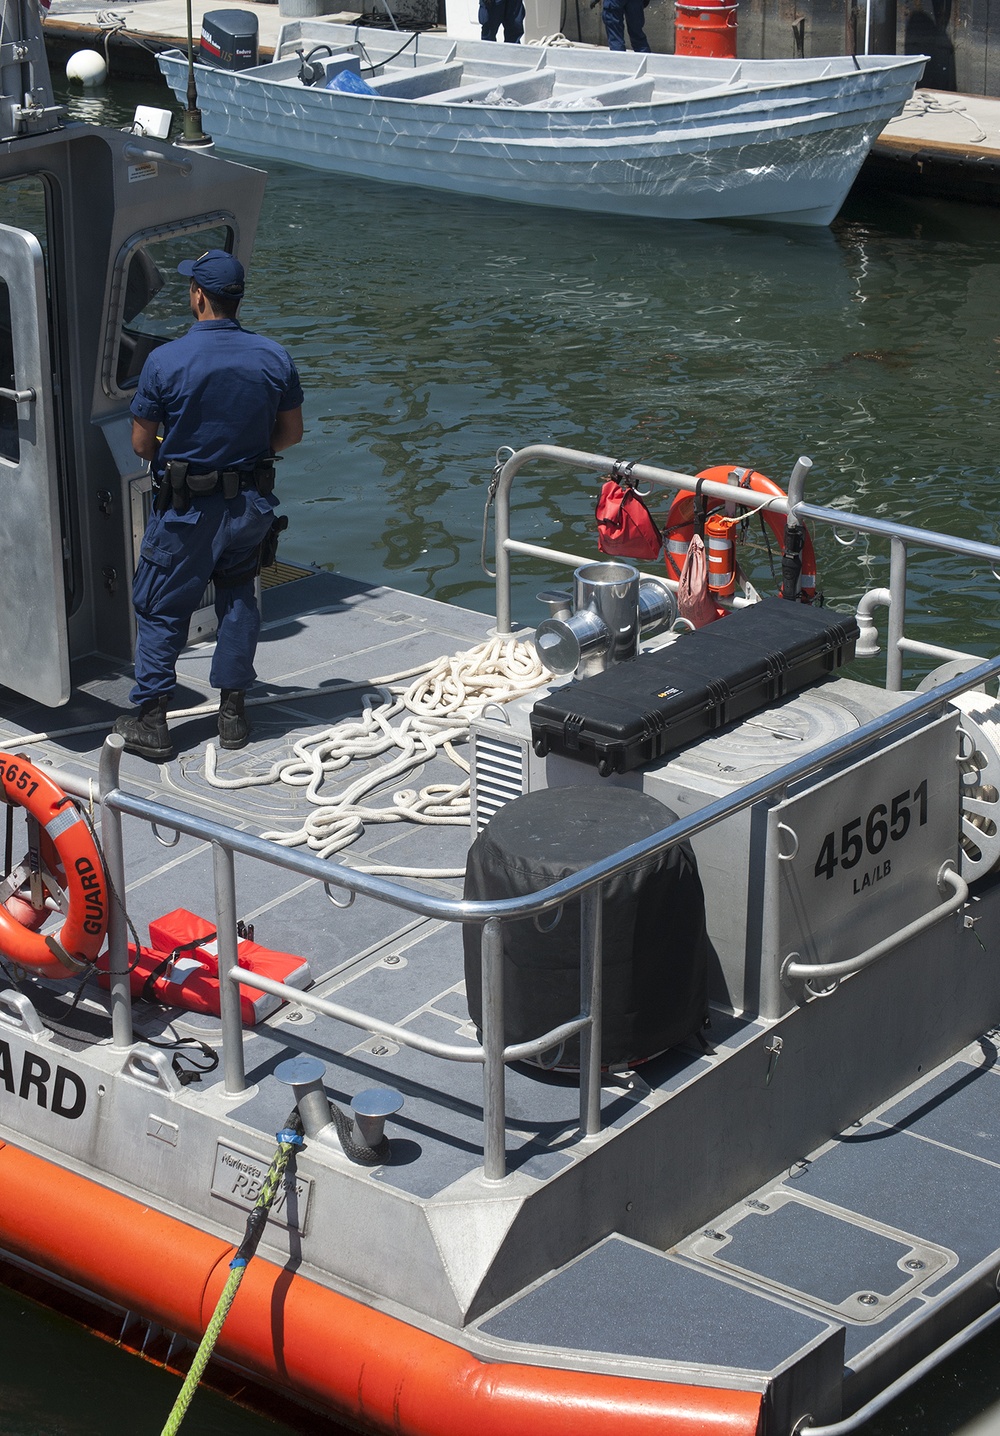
602, 0, 651, 51
113, 249, 303, 763
479, 0, 525, 42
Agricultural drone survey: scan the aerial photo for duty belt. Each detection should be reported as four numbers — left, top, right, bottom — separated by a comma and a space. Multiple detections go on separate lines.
153, 458, 276, 514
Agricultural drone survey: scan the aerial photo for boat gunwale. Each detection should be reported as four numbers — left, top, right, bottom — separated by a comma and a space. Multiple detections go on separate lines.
159, 48, 924, 132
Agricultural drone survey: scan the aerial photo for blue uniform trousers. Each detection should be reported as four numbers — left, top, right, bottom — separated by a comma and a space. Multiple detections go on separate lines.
602, 0, 650, 49
479, 0, 524, 41
130, 488, 278, 705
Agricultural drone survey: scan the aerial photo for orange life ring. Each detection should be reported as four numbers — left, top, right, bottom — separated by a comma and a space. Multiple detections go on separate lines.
664, 466, 817, 601
0, 753, 108, 978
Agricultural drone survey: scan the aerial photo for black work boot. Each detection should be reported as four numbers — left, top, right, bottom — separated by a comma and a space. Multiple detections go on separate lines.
218, 689, 250, 750
113, 695, 173, 762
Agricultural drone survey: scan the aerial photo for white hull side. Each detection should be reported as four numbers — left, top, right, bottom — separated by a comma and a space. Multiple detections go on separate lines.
156, 55, 908, 221
157, 48, 923, 225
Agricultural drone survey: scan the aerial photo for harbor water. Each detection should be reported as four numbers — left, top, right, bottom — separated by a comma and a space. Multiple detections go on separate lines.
1, 68, 1000, 1436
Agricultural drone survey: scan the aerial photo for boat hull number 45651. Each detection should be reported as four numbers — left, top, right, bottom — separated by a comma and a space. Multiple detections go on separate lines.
774, 715, 955, 972
813, 780, 928, 886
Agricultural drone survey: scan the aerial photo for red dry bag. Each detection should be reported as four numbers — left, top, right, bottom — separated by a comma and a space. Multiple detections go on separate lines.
595, 479, 663, 561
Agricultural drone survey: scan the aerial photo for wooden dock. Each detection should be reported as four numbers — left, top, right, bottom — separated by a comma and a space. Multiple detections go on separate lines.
862, 89, 1000, 204
42, 0, 358, 72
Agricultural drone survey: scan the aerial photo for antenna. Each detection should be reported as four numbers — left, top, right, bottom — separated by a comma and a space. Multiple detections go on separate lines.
176, 0, 213, 148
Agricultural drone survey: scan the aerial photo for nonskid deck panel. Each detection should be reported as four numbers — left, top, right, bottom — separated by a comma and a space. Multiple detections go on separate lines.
474, 1037, 1000, 1405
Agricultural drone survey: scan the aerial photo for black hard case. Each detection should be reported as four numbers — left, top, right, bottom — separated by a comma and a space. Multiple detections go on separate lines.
530, 598, 859, 777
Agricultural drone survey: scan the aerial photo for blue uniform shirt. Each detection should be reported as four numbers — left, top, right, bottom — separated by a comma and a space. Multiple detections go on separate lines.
130, 318, 304, 474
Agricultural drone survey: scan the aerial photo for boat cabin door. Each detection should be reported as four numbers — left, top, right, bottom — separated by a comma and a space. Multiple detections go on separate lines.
0, 222, 69, 707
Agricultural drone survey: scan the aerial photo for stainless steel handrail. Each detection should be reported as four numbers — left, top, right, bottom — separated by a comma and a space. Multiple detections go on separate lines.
794, 499, 1000, 561
101, 658, 1000, 925
795, 1299, 1000, 1436
490, 444, 794, 635
87, 438, 1000, 1178
92, 653, 1000, 1179
488, 446, 1000, 694
781, 863, 969, 988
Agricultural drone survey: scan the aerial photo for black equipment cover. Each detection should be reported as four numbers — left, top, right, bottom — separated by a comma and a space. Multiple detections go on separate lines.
463, 786, 708, 1069
530, 597, 859, 777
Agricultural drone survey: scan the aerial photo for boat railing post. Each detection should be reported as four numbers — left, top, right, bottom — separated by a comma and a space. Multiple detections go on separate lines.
785, 454, 812, 519
494, 455, 516, 637
212, 840, 247, 1094
481, 916, 507, 1181
98, 735, 133, 1051
578, 883, 602, 1137
887, 535, 907, 691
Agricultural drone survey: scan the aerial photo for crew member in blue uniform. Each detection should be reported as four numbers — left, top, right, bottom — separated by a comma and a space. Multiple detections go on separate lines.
602, 0, 650, 51
113, 249, 304, 762
479, 0, 525, 42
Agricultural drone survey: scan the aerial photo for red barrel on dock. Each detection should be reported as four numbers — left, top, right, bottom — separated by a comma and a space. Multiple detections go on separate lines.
674, 0, 738, 58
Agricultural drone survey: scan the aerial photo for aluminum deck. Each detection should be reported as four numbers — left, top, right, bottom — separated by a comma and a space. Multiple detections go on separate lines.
3, 567, 1000, 1432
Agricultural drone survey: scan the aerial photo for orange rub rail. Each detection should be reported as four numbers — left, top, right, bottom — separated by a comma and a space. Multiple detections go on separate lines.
0, 1141, 763, 1436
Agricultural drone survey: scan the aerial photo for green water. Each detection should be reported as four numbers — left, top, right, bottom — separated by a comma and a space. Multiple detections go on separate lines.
2, 69, 1000, 1435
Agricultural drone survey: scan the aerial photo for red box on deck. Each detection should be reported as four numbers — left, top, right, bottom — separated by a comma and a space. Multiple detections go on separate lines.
98, 909, 311, 1026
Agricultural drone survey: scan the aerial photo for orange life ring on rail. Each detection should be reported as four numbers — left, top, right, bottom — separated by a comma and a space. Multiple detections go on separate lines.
0, 753, 108, 978
664, 466, 817, 601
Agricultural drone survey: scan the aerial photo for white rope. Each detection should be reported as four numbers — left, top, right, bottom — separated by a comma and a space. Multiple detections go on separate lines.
205, 638, 549, 878
886, 91, 989, 144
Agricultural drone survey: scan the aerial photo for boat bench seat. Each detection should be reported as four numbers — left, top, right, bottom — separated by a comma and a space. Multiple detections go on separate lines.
432, 69, 555, 106
528, 76, 656, 108
367, 62, 465, 99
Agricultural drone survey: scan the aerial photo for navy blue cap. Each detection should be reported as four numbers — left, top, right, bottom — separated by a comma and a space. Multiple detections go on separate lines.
177, 249, 245, 298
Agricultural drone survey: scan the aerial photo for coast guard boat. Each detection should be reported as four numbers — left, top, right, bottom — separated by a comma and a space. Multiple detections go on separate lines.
3, 5, 1000, 1435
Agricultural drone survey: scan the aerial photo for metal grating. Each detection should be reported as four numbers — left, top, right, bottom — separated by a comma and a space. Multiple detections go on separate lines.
259, 559, 315, 590
472, 731, 528, 831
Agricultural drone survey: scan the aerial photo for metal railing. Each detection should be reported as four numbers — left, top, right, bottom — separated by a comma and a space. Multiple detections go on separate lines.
89, 650, 1000, 1181
12, 444, 981, 1181
487, 444, 1000, 692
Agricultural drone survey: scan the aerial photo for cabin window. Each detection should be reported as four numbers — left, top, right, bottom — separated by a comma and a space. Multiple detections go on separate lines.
0, 176, 49, 464
0, 281, 16, 463
0, 176, 47, 257
114, 222, 235, 391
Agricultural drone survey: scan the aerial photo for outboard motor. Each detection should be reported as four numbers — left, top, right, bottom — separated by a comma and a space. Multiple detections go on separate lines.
200, 10, 259, 69
533, 562, 676, 678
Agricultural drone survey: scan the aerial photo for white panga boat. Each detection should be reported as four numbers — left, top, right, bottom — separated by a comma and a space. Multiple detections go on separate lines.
7, 5, 1000, 1435
157, 24, 926, 226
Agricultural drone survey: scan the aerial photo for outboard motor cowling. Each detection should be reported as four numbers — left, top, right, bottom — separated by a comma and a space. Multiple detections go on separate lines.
200, 10, 259, 69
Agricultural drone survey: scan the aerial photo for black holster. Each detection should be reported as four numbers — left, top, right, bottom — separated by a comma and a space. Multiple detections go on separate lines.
256, 457, 277, 497
259, 514, 289, 571
168, 460, 190, 514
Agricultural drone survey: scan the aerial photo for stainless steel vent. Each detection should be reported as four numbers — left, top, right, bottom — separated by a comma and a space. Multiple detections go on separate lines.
471, 729, 529, 832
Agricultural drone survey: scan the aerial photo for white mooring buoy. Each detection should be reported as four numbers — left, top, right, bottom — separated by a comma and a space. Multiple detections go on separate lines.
65, 50, 108, 86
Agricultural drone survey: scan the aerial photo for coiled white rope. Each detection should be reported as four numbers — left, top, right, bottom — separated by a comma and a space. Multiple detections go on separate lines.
205, 638, 549, 879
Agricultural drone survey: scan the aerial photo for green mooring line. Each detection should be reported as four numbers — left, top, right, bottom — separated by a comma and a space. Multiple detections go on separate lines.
159, 1120, 304, 1436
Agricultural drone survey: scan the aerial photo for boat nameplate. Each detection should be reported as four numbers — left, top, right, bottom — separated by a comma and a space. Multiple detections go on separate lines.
770, 713, 958, 979
212, 1138, 312, 1230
